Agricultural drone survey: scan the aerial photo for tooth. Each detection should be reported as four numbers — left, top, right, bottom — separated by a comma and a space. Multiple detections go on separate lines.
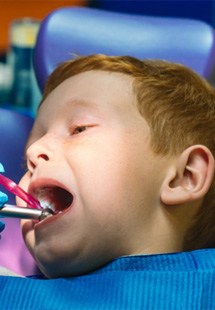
39, 200, 55, 212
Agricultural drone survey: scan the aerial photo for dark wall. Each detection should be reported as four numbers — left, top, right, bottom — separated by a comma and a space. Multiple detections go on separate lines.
90, 1, 215, 27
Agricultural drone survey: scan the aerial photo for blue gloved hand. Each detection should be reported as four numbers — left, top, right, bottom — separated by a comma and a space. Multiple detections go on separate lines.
0, 163, 8, 233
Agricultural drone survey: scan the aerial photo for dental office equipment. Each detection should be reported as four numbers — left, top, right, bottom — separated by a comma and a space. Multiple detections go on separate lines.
0, 173, 54, 220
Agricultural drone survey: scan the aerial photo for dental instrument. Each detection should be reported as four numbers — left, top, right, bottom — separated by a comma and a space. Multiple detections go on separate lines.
0, 174, 41, 210
0, 173, 54, 220
0, 204, 54, 220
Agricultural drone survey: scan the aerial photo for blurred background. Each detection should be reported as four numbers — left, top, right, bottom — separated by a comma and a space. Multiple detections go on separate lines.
0, 0, 215, 116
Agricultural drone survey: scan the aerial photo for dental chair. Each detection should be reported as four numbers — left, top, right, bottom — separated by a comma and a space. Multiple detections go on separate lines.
0, 108, 37, 275
1, 6, 215, 277
33, 6, 215, 91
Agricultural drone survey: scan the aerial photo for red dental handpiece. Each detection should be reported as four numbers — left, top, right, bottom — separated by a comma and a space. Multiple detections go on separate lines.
0, 174, 41, 210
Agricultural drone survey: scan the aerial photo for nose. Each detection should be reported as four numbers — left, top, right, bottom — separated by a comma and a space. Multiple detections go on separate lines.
26, 134, 57, 173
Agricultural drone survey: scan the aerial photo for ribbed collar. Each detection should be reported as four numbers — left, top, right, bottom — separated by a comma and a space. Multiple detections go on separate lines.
92, 249, 215, 274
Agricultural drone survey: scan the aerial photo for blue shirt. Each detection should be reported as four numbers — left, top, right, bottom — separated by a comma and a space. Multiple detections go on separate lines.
0, 249, 215, 309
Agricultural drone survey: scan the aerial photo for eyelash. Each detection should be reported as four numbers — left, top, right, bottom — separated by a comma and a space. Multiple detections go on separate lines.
70, 124, 96, 136
72, 125, 88, 135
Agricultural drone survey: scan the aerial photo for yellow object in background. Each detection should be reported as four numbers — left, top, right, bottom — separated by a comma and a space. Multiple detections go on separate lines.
7, 18, 41, 110
0, 0, 88, 53
10, 18, 40, 47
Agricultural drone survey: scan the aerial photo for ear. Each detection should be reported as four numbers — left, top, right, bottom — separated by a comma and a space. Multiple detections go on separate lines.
161, 145, 215, 205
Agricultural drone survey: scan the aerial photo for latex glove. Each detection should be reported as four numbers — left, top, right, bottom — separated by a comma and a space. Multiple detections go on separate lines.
0, 163, 8, 233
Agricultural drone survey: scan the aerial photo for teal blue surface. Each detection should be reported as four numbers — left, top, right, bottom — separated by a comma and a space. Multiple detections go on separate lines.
0, 163, 4, 173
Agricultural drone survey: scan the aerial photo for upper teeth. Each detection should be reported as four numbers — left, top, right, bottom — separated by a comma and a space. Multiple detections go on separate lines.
39, 200, 55, 212
36, 187, 56, 212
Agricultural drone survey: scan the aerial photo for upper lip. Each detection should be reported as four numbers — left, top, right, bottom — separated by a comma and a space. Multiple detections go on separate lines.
28, 178, 74, 213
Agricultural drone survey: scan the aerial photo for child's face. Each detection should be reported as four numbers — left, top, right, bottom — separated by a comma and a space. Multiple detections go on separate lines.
20, 71, 171, 278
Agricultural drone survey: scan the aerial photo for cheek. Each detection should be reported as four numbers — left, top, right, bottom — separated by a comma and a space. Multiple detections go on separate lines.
71, 143, 143, 211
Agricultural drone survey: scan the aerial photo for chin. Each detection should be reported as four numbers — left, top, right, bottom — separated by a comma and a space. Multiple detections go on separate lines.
37, 258, 93, 279
32, 244, 88, 278
34, 248, 71, 278
34, 245, 114, 279
38, 263, 70, 279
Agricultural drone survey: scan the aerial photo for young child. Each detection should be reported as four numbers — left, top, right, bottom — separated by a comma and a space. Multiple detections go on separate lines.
1, 54, 215, 309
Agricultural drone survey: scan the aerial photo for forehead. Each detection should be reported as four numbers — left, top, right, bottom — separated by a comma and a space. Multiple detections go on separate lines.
39, 70, 135, 115
26, 71, 139, 146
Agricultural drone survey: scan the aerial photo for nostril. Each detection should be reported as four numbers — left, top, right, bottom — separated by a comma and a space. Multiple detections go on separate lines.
27, 153, 49, 173
38, 154, 49, 161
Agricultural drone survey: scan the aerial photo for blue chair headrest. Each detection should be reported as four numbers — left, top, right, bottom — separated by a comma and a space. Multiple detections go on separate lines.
34, 7, 215, 90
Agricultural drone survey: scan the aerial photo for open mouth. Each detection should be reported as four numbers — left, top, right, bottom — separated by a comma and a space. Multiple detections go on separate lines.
35, 186, 74, 214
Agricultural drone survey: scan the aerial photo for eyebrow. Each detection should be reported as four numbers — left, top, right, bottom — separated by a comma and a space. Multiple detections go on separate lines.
65, 98, 102, 111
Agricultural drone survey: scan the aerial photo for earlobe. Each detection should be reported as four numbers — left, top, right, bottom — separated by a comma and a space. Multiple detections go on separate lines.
161, 145, 215, 206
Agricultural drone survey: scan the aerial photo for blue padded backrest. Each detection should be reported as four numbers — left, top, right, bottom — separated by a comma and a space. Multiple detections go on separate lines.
0, 108, 33, 203
0, 108, 37, 276
33, 7, 215, 90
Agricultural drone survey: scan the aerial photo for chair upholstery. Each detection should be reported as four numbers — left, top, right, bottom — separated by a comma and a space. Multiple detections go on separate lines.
33, 7, 215, 91
0, 108, 37, 276
0, 108, 33, 190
